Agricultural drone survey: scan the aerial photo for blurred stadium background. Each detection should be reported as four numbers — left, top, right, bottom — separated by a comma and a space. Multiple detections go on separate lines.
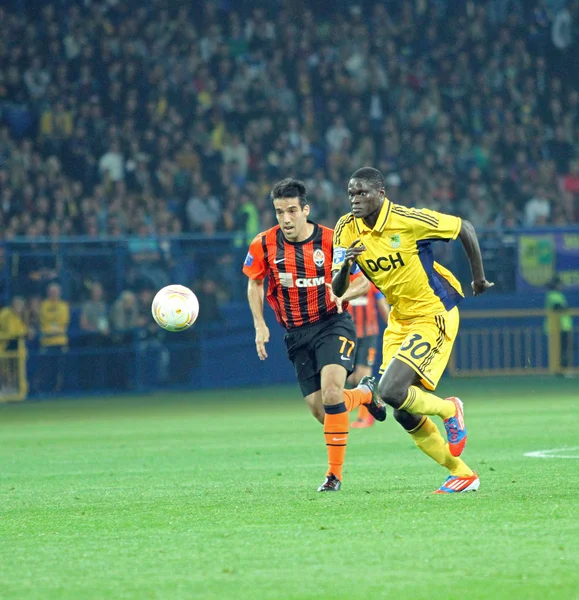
1, 0, 578, 399
1, 1, 579, 598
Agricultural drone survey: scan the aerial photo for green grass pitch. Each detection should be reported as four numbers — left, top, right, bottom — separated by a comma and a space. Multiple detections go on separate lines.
1, 377, 579, 600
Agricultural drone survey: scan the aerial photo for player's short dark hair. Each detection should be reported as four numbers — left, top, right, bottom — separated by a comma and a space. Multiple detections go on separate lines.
350, 167, 385, 190
270, 178, 308, 207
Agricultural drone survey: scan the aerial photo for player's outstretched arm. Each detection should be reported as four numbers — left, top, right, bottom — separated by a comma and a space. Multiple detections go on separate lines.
458, 219, 495, 296
340, 273, 370, 302
247, 278, 270, 360
331, 261, 351, 298
327, 274, 369, 313
331, 272, 370, 304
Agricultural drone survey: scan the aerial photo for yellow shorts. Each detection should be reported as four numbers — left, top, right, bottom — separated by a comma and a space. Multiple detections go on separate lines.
378, 307, 459, 390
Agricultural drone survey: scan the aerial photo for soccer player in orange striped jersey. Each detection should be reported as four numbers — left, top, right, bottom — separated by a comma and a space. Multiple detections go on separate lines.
332, 167, 494, 494
348, 284, 390, 428
243, 178, 387, 492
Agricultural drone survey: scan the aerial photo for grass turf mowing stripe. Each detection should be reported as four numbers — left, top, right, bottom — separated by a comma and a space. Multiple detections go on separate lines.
1, 377, 578, 599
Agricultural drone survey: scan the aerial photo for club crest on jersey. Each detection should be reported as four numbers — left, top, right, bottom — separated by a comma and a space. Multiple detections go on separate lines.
389, 234, 401, 249
313, 249, 325, 267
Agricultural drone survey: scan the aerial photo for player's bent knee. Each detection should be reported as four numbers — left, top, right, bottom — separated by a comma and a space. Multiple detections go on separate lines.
393, 409, 420, 430
377, 379, 407, 409
321, 385, 343, 406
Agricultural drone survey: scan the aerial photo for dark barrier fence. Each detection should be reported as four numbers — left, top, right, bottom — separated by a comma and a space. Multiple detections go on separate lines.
1, 227, 578, 399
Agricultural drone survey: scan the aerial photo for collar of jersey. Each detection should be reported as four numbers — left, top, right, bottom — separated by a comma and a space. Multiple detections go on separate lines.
354, 199, 392, 234
280, 220, 318, 245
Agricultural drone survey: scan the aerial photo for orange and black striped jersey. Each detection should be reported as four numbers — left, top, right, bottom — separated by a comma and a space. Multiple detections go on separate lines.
243, 222, 361, 329
348, 284, 385, 338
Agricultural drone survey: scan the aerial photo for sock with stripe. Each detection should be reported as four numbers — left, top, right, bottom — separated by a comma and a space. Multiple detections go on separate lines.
399, 386, 456, 420
343, 387, 371, 412
323, 402, 349, 480
408, 416, 473, 477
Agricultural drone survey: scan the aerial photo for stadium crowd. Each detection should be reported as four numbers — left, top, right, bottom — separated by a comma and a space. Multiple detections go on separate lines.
1, 0, 579, 240
1, 0, 579, 357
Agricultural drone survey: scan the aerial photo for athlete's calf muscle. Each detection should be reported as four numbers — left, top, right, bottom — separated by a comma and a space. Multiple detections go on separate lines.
305, 391, 324, 424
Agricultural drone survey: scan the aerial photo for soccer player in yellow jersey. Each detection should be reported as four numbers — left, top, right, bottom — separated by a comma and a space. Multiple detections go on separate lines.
332, 167, 494, 494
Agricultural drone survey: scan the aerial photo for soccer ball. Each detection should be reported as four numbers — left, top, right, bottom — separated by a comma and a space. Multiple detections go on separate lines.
151, 285, 199, 332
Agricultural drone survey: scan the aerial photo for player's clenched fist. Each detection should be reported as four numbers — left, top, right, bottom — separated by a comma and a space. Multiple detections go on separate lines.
255, 325, 270, 360
471, 279, 495, 296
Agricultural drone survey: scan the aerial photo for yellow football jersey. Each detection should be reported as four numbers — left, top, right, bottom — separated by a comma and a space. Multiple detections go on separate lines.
333, 200, 464, 320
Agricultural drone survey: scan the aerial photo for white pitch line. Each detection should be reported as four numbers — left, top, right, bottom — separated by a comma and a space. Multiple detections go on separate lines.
524, 447, 579, 459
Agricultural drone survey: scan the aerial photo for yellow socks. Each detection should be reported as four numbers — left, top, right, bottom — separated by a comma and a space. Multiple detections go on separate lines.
408, 416, 473, 477
400, 386, 456, 420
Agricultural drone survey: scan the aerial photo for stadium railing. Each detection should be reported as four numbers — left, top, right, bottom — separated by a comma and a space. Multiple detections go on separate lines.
1, 226, 577, 304
0, 233, 249, 306
0, 336, 28, 402
448, 308, 579, 378
0, 227, 578, 398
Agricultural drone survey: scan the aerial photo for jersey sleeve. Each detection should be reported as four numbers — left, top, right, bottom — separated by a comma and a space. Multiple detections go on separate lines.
350, 263, 363, 280
242, 234, 268, 280
332, 214, 355, 270
411, 208, 462, 242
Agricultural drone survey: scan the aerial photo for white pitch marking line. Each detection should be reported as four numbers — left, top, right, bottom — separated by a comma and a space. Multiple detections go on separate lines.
524, 447, 579, 459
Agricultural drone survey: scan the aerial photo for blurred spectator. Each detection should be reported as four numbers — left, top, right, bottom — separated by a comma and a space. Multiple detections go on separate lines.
78, 281, 110, 390
561, 160, 579, 200
195, 278, 223, 325
25, 296, 42, 343
463, 185, 494, 230
235, 191, 261, 247
545, 275, 573, 369
0, 0, 576, 243
110, 291, 139, 343
127, 223, 169, 290
80, 282, 110, 343
551, 5, 573, 51
23, 58, 50, 102
186, 183, 222, 233
493, 200, 523, 229
222, 134, 249, 178
546, 127, 574, 174
39, 283, 69, 349
108, 289, 140, 389
136, 288, 169, 385
326, 117, 352, 154
99, 141, 125, 184
525, 187, 552, 226
38, 283, 70, 392
0, 296, 29, 351
306, 169, 335, 206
